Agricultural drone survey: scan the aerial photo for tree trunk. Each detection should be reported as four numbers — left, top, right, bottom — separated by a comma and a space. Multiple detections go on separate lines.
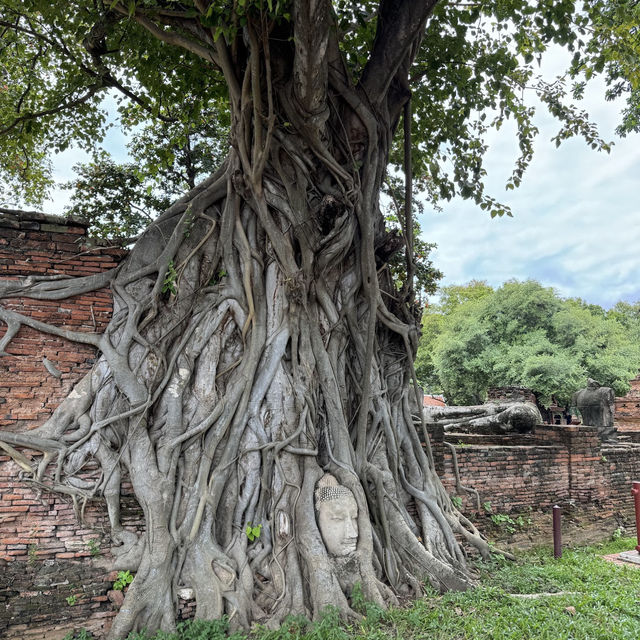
0, 8, 491, 638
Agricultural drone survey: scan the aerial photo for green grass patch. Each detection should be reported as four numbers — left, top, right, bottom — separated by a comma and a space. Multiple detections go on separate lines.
64, 538, 640, 640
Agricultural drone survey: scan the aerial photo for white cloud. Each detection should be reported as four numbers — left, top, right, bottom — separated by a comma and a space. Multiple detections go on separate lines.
421, 50, 640, 309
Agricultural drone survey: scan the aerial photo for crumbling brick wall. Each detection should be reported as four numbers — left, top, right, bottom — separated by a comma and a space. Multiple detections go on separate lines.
433, 429, 570, 513
0, 209, 125, 430
0, 210, 130, 639
615, 375, 640, 431
427, 423, 639, 516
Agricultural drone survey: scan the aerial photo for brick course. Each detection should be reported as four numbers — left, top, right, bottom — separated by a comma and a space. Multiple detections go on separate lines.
0, 210, 129, 638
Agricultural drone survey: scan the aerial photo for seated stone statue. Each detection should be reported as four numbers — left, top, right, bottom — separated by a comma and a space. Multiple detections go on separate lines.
571, 378, 616, 441
314, 473, 358, 556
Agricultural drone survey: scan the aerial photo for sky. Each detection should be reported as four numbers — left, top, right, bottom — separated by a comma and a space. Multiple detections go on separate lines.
418, 53, 640, 310
39, 52, 640, 311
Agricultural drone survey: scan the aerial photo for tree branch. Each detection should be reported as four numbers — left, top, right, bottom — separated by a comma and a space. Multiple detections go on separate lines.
0, 270, 117, 300
361, 0, 439, 105
0, 84, 103, 137
292, 0, 330, 123
0, 305, 103, 348
0, 15, 166, 126
112, 4, 219, 69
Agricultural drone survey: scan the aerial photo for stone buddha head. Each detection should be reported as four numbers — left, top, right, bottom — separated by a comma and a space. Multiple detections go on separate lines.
314, 473, 358, 556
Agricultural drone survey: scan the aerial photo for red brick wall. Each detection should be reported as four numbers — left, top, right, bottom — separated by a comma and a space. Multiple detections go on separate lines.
429, 423, 639, 516
0, 210, 129, 638
437, 430, 570, 513
615, 375, 640, 431
0, 210, 125, 432
602, 446, 640, 511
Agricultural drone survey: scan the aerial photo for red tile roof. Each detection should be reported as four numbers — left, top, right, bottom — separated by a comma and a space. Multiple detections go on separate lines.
423, 395, 446, 407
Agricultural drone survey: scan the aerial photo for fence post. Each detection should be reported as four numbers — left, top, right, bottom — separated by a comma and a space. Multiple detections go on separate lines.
553, 505, 562, 559
632, 482, 640, 552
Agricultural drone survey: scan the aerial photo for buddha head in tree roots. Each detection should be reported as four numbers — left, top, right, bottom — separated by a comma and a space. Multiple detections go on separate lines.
314, 473, 359, 556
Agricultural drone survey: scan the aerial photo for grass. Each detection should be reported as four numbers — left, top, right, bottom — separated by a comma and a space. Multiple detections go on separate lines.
64, 537, 640, 640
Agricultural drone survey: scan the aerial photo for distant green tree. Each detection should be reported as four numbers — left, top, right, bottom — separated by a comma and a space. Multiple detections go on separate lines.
415, 280, 493, 392
64, 106, 229, 239
421, 281, 640, 406
608, 301, 640, 344
64, 155, 170, 240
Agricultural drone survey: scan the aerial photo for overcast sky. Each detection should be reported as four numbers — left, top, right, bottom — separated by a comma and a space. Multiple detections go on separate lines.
418, 52, 640, 310
41, 51, 639, 310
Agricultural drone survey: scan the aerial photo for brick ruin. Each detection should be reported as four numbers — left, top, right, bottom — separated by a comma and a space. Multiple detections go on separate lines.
0, 210, 128, 639
615, 375, 640, 431
1, 209, 640, 637
432, 424, 640, 516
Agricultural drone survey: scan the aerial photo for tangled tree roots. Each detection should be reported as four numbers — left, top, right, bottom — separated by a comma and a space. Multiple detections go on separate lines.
0, 13, 492, 636
0, 159, 491, 637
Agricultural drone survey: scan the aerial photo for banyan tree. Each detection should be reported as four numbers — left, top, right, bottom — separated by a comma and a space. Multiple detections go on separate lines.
0, 1, 637, 637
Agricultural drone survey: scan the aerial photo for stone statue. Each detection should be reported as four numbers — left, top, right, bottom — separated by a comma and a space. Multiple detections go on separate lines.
315, 474, 358, 556
572, 378, 616, 441
424, 401, 542, 435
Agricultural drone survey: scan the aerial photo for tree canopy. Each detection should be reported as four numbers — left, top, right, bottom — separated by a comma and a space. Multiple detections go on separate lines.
417, 280, 640, 406
2, 1, 639, 217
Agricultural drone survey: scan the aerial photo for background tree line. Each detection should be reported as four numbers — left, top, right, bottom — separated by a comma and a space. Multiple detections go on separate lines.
416, 279, 640, 406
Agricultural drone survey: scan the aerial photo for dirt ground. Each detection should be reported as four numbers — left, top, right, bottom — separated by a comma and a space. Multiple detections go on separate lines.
469, 504, 635, 552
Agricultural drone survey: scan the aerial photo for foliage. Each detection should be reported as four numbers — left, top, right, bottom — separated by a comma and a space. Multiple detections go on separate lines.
87, 538, 101, 557
27, 543, 38, 565
66, 594, 78, 606
64, 109, 230, 239
245, 522, 262, 542
418, 280, 640, 406
62, 631, 95, 640
113, 570, 134, 591
0, 0, 227, 208
63, 155, 169, 239
489, 512, 531, 535
161, 260, 178, 296
1, 0, 638, 220
415, 280, 493, 392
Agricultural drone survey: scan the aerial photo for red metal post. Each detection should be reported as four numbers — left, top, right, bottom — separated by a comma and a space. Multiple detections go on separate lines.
552, 505, 562, 559
632, 481, 640, 552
